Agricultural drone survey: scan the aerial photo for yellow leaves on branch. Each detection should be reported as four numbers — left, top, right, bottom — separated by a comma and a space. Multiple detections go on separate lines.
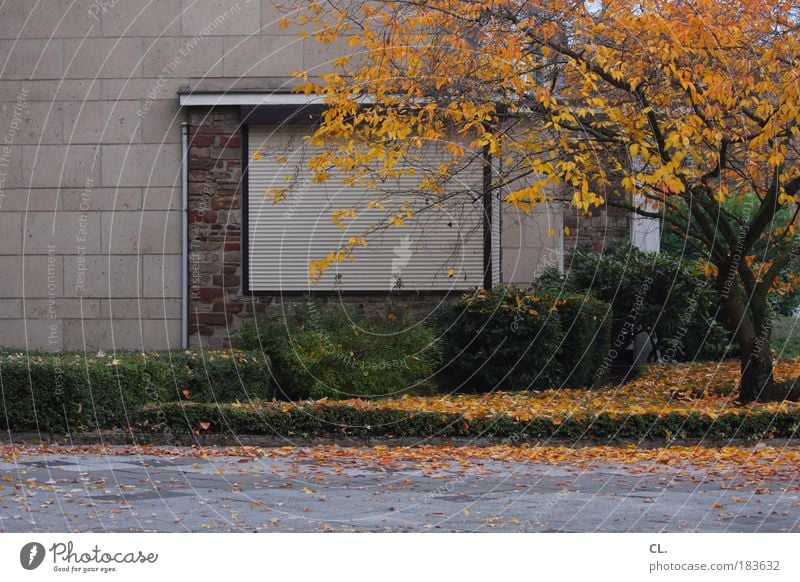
286, 0, 800, 264
266, 187, 289, 204
308, 250, 349, 284
312, 202, 412, 280
505, 184, 548, 213
777, 189, 797, 207
331, 208, 357, 230
347, 237, 367, 250
389, 204, 414, 226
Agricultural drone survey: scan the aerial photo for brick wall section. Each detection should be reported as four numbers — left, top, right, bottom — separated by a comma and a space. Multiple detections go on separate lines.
563, 202, 629, 258
186, 106, 447, 348
187, 107, 243, 348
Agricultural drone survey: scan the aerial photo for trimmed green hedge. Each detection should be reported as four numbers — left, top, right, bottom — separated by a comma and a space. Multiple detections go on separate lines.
136, 401, 800, 441
437, 288, 612, 391
0, 351, 273, 432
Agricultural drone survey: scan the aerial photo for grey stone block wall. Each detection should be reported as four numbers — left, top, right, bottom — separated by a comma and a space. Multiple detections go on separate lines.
0, 0, 319, 351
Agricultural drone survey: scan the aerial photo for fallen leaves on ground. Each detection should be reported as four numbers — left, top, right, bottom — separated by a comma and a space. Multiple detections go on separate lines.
293, 358, 800, 422
2, 443, 800, 486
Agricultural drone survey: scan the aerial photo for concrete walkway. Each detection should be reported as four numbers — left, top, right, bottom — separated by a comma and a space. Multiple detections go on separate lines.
1, 447, 799, 532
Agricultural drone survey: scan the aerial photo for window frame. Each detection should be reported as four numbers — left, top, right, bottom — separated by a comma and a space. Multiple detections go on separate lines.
240, 106, 497, 296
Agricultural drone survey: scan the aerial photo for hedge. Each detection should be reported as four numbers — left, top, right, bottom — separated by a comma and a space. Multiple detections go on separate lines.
437, 288, 612, 391
0, 351, 273, 432
135, 402, 800, 441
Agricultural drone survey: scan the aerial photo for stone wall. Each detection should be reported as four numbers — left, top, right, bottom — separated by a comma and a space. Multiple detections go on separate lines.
0, 0, 322, 351
187, 106, 243, 347
563, 202, 630, 258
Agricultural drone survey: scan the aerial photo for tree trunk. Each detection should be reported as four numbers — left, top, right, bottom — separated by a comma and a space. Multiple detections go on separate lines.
738, 339, 776, 403
721, 291, 777, 403
731, 295, 800, 402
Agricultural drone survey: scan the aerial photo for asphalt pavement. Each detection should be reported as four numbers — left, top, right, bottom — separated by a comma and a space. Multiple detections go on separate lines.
2, 446, 798, 532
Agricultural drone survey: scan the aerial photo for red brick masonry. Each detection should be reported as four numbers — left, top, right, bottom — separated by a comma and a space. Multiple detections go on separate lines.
187, 107, 245, 348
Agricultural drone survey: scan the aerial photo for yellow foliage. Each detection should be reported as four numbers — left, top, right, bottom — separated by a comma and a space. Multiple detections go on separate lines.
308, 250, 349, 283
331, 208, 357, 230
286, 0, 800, 303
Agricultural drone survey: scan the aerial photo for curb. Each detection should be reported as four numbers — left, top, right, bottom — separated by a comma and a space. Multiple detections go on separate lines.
2, 431, 797, 449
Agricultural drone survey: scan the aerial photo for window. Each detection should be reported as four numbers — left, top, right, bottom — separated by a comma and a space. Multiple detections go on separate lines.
246, 126, 490, 292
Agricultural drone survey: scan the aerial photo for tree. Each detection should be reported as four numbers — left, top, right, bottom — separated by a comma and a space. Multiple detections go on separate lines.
280, 0, 800, 402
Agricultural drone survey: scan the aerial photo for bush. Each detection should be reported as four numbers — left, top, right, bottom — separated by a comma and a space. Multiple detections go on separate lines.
234, 301, 441, 400
0, 353, 152, 433
436, 287, 611, 390
160, 351, 273, 403
0, 350, 273, 433
537, 243, 732, 361
549, 294, 613, 387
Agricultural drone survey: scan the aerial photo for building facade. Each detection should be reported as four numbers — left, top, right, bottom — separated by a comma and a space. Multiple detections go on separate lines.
0, 0, 629, 352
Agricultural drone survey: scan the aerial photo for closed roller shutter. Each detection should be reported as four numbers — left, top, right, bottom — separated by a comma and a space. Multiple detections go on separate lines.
247, 126, 488, 292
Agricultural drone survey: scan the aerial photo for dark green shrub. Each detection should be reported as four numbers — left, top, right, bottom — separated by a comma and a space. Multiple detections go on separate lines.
771, 315, 800, 359
436, 287, 567, 391
537, 243, 732, 361
0, 353, 166, 432
548, 294, 613, 387
234, 312, 313, 400
0, 350, 273, 432
234, 301, 441, 400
